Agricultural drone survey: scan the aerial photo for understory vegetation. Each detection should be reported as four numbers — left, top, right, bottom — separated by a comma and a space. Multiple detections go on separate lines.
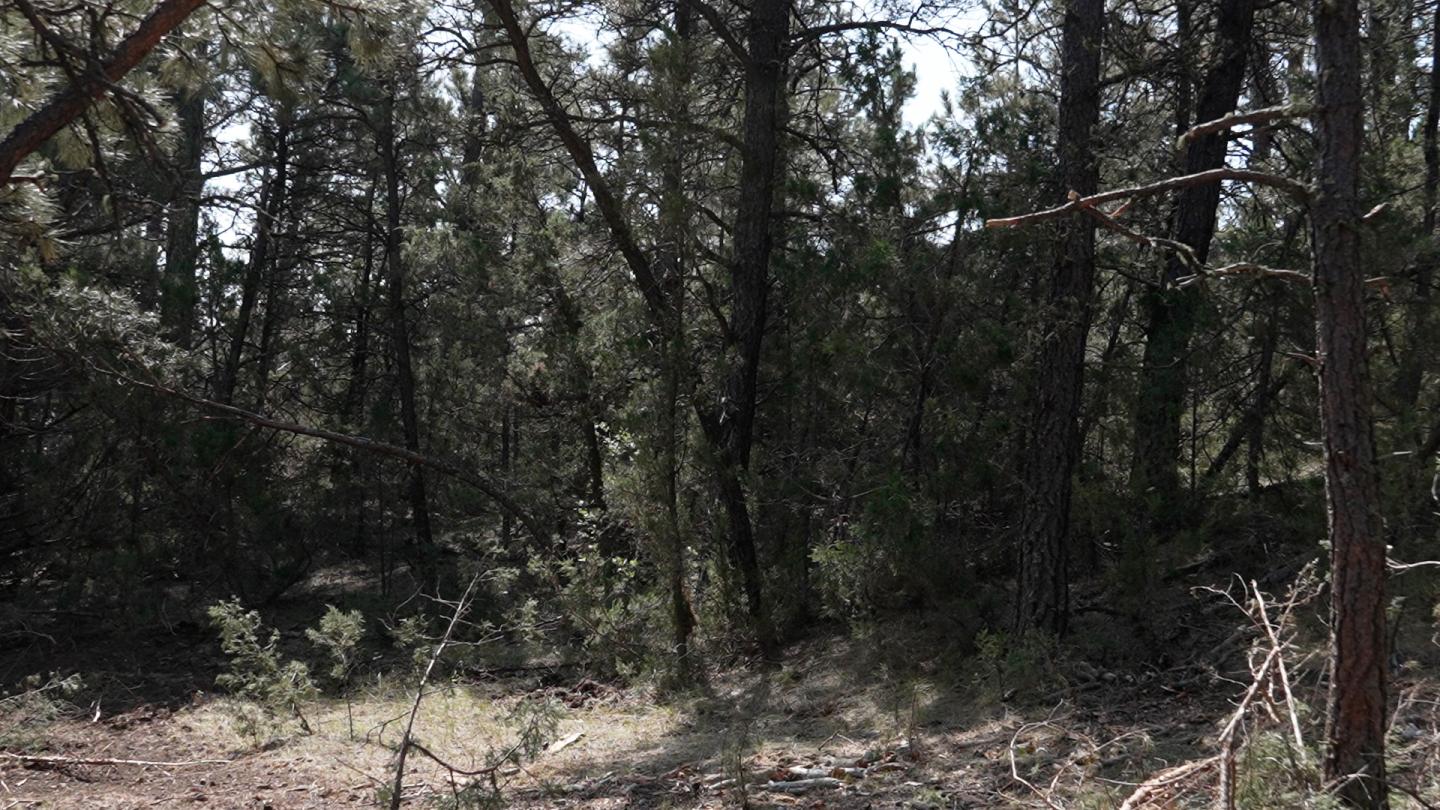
1, 0, 1439, 805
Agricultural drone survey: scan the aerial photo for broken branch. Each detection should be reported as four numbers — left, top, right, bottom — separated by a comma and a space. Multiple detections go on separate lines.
1178, 104, 1311, 150
1, 752, 229, 768
986, 169, 1310, 229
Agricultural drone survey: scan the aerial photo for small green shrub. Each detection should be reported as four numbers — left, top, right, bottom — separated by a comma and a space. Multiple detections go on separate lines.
305, 604, 366, 686
1233, 732, 1335, 809
972, 628, 1057, 700
207, 598, 317, 741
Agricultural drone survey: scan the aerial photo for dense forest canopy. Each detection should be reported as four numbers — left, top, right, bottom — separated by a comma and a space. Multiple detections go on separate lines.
0, 0, 1437, 806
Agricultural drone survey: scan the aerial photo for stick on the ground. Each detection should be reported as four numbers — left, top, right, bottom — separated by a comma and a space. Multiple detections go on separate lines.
388, 573, 482, 810
1118, 757, 1217, 810
0, 752, 229, 768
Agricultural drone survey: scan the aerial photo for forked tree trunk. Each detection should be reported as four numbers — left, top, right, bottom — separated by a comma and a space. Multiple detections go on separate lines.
1313, 0, 1389, 803
219, 121, 290, 406
1130, 0, 1257, 521
1014, 0, 1104, 635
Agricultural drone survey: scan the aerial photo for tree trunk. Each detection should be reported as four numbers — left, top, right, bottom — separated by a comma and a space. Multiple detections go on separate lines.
379, 88, 436, 588
1244, 292, 1281, 495
1313, 0, 1389, 802
1013, 0, 1104, 636
652, 0, 698, 673
1130, 0, 1257, 519
160, 84, 206, 348
219, 121, 290, 406
693, 0, 791, 656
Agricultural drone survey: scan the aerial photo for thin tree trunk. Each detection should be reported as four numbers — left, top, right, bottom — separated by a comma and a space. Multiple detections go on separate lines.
219, 121, 290, 406
160, 84, 206, 347
1313, 0, 1389, 801
1130, 0, 1257, 518
1244, 293, 1281, 494
655, 0, 697, 672
1013, 0, 1105, 636
379, 88, 436, 588
692, 0, 792, 657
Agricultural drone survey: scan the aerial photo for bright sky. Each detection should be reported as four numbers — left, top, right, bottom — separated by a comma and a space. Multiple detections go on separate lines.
902, 33, 970, 125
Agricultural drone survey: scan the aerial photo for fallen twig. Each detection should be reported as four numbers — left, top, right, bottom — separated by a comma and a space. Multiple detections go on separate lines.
756, 776, 843, 794
0, 752, 229, 768
1118, 757, 1217, 810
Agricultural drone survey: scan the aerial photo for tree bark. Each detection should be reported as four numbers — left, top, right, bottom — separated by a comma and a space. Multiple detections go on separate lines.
160, 87, 206, 348
651, 0, 698, 672
379, 88, 437, 587
692, 0, 791, 656
0, 0, 207, 186
1130, 0, 1257, 517
1313, 0, 1389, 802
219, 121, 290, 406
1013, 0, 1105, 636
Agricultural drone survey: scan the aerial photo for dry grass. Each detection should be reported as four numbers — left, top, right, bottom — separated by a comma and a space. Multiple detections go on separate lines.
4, 616, 1440, 808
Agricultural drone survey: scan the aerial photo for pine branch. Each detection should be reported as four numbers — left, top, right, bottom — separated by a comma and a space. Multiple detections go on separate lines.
100, 368, 555, 553
0, 0, 208, 186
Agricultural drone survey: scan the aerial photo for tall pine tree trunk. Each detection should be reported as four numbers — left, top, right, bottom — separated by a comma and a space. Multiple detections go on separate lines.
1014, 0, 1104, 635
1130, 0, 1256, 522
1313, 0, 1388, 802
379, 88, 436, 589
657, 0, 697, 673
693, 0, 791, 656
219, 120, 290, 406
161, 86, 205, 348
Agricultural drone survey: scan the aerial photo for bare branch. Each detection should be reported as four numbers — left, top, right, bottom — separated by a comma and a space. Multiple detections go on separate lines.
1178, 103, 1311, 150
103, 370, 556, 552
1176, 262, 1311, 288
985, 169, 1311, 229
0, 752, 229, 768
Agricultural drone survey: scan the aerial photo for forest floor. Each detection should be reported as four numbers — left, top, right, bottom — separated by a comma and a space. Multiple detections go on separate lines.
4, 559, 1440, 809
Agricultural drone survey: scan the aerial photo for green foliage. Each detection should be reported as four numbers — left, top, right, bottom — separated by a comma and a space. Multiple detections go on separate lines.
548, 551, 669, 681
207, 599, 317, 740
305, 604, 366, 686
1232, 732, 1335, 809
972, 628, 1058, 700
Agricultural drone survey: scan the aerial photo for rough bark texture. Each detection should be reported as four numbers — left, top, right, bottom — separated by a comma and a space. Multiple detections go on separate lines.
1313, 0, 1389, 803
1013, 0, 1104, 635
0, 0, 207, 185
658, 0, 697, 671
1130, 0, 1256, 516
